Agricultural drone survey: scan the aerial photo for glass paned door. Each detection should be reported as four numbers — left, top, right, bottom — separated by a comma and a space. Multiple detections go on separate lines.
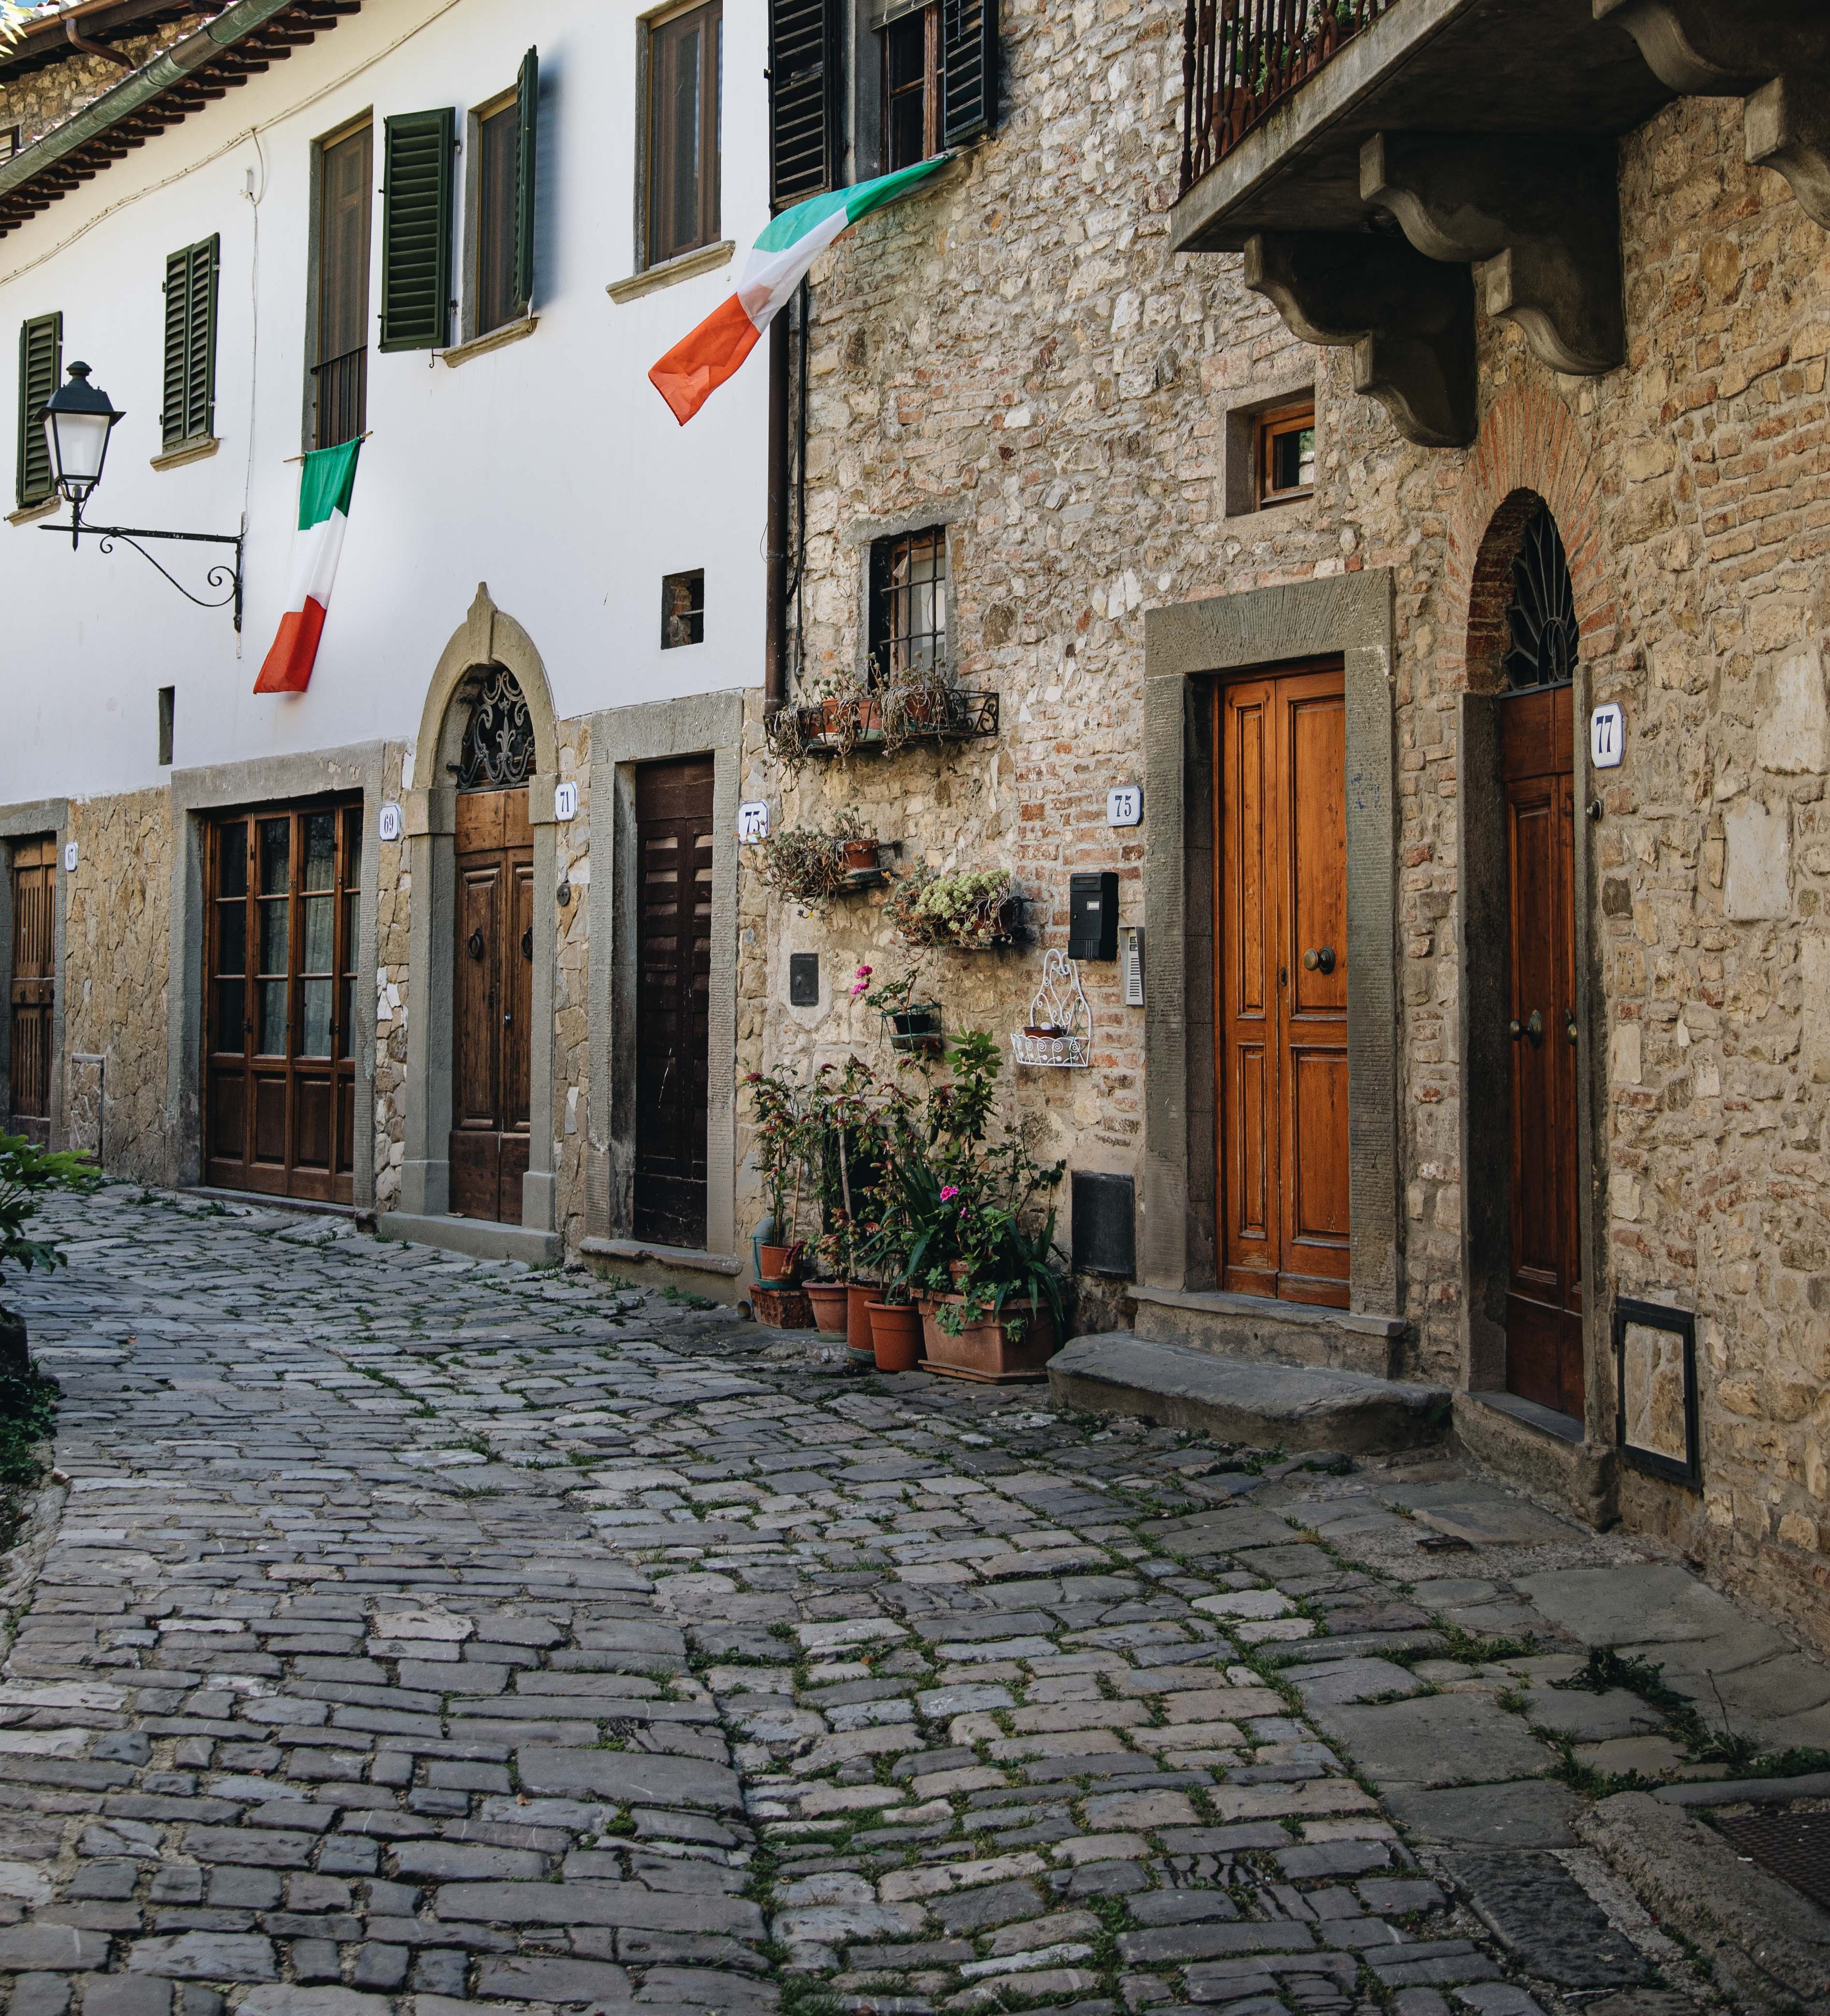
205, 802, 361, 1202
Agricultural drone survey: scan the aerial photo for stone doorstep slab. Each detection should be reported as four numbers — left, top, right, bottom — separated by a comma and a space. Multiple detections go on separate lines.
1047, 1335, 1451, 1457
377, 1213, 562, 1269
1127, 1285, 1407, 1380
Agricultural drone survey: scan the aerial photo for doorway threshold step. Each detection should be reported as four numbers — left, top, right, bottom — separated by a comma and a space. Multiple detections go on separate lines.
379, 1211, 561, 1268
1048, 1332, 1452, 1455
1129, 1284, 1409, 1378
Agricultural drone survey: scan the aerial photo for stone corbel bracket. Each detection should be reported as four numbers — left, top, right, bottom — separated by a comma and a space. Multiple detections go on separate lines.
1361, 133, 1624, 378
1597, 0, 1830, 227
1243, 231, 1478, 449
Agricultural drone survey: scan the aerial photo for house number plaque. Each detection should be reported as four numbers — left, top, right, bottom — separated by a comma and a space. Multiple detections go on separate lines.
1590, 703, 1625, 770
554, 781, 579, 822
737, 800, 771, 844
377, 803, 403, 843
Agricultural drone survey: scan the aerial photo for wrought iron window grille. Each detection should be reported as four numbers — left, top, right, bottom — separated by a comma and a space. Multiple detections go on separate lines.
452, 667, 536, 790
1503, 502, 1580, 690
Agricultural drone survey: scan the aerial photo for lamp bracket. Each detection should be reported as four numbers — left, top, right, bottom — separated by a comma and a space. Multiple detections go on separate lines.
43, 505, 245, 631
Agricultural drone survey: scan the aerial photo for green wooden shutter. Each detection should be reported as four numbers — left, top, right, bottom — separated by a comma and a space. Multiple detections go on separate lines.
942, 0, 998, 146
768, 0, 839, 210
380, 108, 454, 352
514, 48, 538, 312
161, 235, 219, 448
15, 311, 60, 509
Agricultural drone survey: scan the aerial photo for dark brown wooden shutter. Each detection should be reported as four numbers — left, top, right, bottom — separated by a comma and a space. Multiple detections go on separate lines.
380, 108, 454, 352
515, 48, 538, 311
161, 235, 218, 448
941, 0, 997, 146
15, 311, 59, 509
769, 0, 839, 210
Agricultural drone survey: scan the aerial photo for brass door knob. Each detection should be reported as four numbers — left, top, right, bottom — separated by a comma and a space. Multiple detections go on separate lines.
1509, 1010, 1544, 1044
1302, 945, 1336, 974
467, 928, 485, 961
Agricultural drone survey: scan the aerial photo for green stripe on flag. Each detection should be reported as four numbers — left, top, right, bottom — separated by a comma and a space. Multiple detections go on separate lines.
755, 156, 951, 255
298, 437, 362, 529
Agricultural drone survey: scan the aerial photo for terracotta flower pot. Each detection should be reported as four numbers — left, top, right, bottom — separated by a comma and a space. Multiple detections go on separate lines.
867, 1300, 924, 1373
846, 1283, 878, 1358
750, 1283, 814, 1330
759, 1242, 803, 1285
842, 839, 881, 875
919, 1292, 1057, 1383
805, 1282, 849, 1338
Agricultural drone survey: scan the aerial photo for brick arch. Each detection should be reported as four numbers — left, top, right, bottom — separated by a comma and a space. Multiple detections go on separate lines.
1441, 384, 1613, 693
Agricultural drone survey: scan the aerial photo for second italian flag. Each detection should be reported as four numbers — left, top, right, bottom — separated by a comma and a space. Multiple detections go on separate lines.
649, 157, 951, 426
254, 436, 362, 694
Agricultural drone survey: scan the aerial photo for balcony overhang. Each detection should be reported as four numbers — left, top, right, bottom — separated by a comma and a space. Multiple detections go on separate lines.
1171, 0, 1830, 447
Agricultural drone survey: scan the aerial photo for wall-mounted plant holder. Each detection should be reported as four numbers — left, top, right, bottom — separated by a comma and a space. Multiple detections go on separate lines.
1012, 950, 1092, 1068
882, 1004, 944, 1056
1614, 1298, 1700, 1487
842, 837, 888, 891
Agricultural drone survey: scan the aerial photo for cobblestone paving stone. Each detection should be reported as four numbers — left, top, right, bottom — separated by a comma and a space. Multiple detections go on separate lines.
0, 1191, 1742, 2016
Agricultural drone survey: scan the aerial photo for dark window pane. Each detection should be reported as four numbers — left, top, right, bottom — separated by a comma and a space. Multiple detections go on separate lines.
260, 898, 290, 978
650, 2, 721, 264
216, 979, 245, 1048
216, 901, 246, 979
259, 979, 289, 1056
302, 978, 334, 1058
671, 27, 701, 257
302, 893, 335, 975
478, 102, 520, 336
260, 818, 291, 896
338, 975, 355, 1060
870, 526, 948, 686
303, 811, 336, 893
884, 8, 935, 171
217, 822, 248, 900
343, 805, 363, 884
316, 124, 371, 448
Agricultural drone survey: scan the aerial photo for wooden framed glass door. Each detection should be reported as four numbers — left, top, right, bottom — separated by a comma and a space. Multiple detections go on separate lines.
205, 803, 361, 1202
8, 836, 56, 1146
449, 787, 534, 1225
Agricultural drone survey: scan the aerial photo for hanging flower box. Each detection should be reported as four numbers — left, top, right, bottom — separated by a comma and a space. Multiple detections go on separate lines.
765, 687, 999, 760
1012, 950, 1093, 1069
881, 1004, 944, 1055
888, 869, 1021, 951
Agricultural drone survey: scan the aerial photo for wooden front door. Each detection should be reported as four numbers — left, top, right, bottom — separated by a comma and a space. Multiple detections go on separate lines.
1501, 683, 1583, 1416
205, 805, 361, 1202
450, 788, 534, 1225
1215, 665, 1351, 1308
635, 757, 714, 1248
8, 837, 56, 1146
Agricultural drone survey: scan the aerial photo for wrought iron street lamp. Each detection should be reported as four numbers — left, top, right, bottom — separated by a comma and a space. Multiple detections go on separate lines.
39, 360, 246, 630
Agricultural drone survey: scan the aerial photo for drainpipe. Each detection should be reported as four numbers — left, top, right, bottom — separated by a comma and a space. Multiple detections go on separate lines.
65, 20, 136, 68
764, 313, 789, 711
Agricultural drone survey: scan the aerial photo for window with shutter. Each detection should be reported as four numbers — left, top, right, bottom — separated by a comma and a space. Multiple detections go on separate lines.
474, 100, 521, 336
647, 3, 721, 267
769, 0, 838, 210
941, 0, 997, 146
161, 235, 219, 449
380, 108, 455, 353
514, 49, 538, 313
313, 122, 371, 451
15, 311, 59, 510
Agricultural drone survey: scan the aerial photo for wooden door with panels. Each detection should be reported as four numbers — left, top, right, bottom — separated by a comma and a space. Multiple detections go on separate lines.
1501, 681, 1582, 1416
634, 757, 714, 1248
8, 837, 56, 1146
205, 805, 361, 1201
450, 787, 534, 1225
1215, 663, 1351, 1308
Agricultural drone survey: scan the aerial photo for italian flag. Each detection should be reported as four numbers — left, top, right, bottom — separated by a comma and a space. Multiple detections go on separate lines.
254, 437, 362, 695
649, 157, 951, 425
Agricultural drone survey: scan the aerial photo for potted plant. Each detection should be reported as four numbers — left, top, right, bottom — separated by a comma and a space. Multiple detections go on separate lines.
757, 825, 849, 917
834, 808, 883, 878
888, 868, 1019, 950
0, 1133, 99, 1379
854, 1213, 924, 1373
857, 960, 943, 1056
744, 1066, 813, 1283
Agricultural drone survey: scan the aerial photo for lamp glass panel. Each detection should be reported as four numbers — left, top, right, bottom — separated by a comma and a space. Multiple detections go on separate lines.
47, 409, 111, 488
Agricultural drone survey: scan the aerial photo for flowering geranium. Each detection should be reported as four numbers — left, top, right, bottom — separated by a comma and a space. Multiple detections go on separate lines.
940, 1185, 958, 1201
851, 963, 874, 998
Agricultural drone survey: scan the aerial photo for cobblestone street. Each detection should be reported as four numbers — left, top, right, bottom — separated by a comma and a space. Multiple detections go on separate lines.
0, 1190, 1823, 2016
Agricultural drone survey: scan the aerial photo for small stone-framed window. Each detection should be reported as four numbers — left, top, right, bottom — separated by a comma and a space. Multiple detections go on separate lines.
869, 526, 948, 687
661, 568, 705, 648
1256, 398, 1316, 507
0, 129, 18, 164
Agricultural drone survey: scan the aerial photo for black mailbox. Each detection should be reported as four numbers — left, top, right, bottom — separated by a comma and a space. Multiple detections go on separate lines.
1068, 871, 1119, 961
789, 952, 819, 1006
1072, 1171, 1136, 1277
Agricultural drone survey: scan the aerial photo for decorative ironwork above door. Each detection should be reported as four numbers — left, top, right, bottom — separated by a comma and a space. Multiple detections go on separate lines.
1503, 502, 1580, 691
454, 667, 536, 791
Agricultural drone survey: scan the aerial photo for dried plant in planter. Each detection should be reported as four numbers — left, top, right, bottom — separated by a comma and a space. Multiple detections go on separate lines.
757, 826, 849, 915
888, 868, 1019, 950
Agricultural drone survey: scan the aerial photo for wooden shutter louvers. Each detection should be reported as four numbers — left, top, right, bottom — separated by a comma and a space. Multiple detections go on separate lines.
15, 310, 59, 509
380, 108, 454, 352
769, 0, 840, 210
161, 235, 218, 448
514, 48, 539, 312
942, 0, 998, 146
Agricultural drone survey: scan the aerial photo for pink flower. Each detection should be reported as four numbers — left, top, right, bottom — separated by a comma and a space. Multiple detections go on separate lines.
940, 1185, 959, 1201
851, 962, 874, 998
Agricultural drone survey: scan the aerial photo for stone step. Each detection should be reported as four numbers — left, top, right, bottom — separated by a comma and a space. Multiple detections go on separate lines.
1048, 1332, 1453, 1455
1129, 1284, 1409, 1379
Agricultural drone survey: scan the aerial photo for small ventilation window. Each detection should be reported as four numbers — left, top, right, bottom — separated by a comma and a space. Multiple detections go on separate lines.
1256, 399, 1315, 507
661, 569, 704, 648
158, 687, 175, 767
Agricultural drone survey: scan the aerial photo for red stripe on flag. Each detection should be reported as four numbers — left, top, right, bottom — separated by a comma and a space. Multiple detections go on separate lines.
648, 294, 763, 426
253, 598, 328, 695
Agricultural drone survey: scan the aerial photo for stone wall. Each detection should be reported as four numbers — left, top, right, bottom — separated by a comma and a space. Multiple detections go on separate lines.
0, 16, 205, 149
372, 742, 411, 1217
736, 0, 1830, 1650
61, 787, 172, 1185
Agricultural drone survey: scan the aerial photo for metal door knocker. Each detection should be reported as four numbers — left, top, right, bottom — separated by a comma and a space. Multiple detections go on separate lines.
521, 927, 532, 959
467, 928, 485, 961
1302, 945, 1336, 974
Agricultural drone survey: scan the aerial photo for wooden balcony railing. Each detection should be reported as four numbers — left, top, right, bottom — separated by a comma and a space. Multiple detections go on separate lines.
1181, 0, 1396, 192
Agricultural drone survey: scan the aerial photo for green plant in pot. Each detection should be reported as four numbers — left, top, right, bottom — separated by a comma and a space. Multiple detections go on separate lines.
0, 1134, 100, 1380
744, 1065, 815, 1283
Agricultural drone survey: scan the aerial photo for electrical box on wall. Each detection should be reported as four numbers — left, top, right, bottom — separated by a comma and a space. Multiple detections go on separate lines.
1068, 872, 1119, 961
789, 953, 819, 1006
1071, 1171, 1136, 1277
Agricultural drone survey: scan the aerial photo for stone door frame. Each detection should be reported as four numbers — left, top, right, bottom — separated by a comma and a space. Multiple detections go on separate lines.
0, 798, 72, 1151
1141, 569, 1401, 1318
390, 584, 563, 1263
584, 689, 746, 1267
167, 745, 385, 1201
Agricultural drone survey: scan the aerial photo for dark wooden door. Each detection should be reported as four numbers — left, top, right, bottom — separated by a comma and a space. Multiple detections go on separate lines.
450, 788, 533, 1224
1215, 665, 1350, 1307
635, 757, 714, 1247
8, 837, 55, 1146
205, 804, 360, 1202
1501, 683, 1583, 1416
